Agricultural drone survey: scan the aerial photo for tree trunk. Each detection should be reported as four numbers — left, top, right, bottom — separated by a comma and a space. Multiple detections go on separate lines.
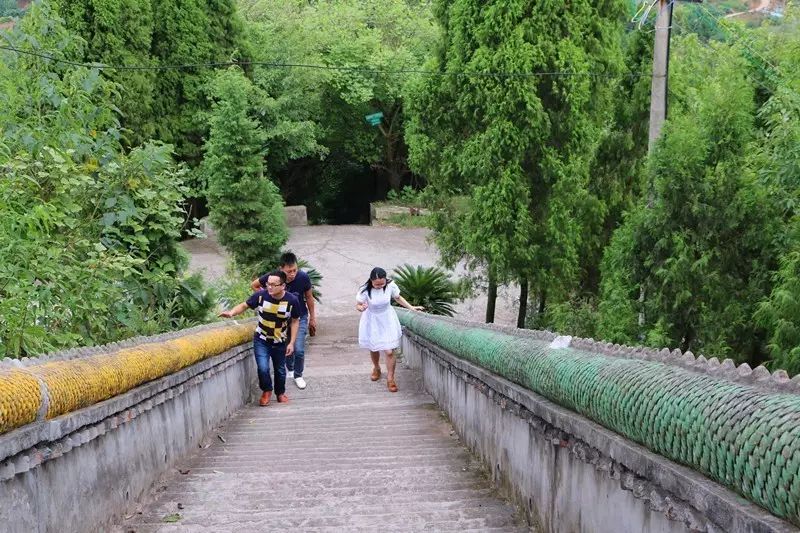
538, 289, 546, 316
486, 273, 497, 324
376, 102, 407, 193
517, 277, 528, 328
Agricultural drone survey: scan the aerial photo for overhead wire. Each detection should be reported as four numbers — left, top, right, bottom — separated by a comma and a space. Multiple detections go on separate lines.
0, 44, 647, 80
692, 1, 797, 88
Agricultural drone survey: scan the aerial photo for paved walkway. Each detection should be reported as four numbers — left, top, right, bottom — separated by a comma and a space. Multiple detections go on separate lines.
115, 315, 527, 532
182, 224, 520, 326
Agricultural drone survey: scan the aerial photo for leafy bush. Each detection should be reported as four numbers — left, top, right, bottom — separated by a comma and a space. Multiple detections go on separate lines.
385, 186, 427, 207
532, 297, 599, 339
756, 245, 800, 375
211, 263, 254, 311
392, 264, 459, 316
203, 68, 288, 276
0, 5, 213, 357
385, 213, 432, 228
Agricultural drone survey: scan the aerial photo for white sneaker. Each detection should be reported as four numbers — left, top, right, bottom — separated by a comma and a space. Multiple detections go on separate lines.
294, 377, 307, 389
287, 370, 294, 379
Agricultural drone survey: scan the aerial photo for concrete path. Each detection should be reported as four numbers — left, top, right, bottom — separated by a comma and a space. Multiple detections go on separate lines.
182, 225, 520, 326
115, 315, 527, 532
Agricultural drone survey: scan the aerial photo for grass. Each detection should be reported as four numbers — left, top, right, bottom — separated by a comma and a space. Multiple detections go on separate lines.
385, 212, 433, 228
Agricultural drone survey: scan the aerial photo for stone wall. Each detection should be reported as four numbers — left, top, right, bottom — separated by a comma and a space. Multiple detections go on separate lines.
400, 312, 798, 533
0, 322, 257, 533
369, 202, 430, 225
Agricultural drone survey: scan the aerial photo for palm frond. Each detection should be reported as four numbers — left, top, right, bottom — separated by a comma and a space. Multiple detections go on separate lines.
392, 264, 459, 316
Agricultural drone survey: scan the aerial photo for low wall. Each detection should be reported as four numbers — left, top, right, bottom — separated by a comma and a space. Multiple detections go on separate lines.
284, 205, 308, 226
399, 312, 798, 533
0, 321, 257, 533
369, 202, 430, 225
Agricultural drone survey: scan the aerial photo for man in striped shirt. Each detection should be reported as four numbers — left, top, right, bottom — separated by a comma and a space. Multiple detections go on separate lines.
219, 270, 300, 406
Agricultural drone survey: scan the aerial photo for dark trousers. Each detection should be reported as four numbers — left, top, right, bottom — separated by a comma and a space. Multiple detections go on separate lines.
253, 337, 287, 396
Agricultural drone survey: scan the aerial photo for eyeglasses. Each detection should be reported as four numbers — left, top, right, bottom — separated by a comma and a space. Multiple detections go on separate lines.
266, 282, 284, 287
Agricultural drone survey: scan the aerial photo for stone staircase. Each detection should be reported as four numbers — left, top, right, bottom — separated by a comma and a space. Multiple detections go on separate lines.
115, 315, 528, 532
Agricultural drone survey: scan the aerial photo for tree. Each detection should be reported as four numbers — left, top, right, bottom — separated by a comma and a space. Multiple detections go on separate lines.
596, 36, 780, 362
405, 0, 626, 324
756, 235, 800, 374
535, 26, 652, 334
203, 68, 288, 276
240, 0, 438, 201
53, 0, 157, 146
150, 0, 247, 167
0, 4, 212, 357
750, 7, 800, 372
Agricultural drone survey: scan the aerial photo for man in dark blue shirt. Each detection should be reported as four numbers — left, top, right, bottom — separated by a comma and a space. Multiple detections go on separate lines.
252, 252, 316, 390
221, 270, 300, 406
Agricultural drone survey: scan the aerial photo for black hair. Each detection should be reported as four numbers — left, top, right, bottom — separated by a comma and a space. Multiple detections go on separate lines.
266, 270, 287, 285
279, 252, 298, 267
361, 267, 391, 298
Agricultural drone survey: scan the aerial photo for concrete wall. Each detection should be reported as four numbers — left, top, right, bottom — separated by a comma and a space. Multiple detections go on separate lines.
402, 332, 795, 533
369, 202, 430, 225
284, 205, 308, 227
0, 340, 256, 533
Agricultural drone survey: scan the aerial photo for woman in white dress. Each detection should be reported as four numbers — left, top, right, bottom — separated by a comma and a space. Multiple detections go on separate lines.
356, 267, 423, 392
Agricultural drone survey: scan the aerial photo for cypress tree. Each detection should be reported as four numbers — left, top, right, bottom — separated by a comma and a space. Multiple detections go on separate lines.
406, 0, 626, 323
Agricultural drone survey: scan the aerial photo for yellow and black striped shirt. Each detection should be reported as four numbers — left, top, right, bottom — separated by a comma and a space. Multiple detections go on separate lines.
246, 290, 300, 344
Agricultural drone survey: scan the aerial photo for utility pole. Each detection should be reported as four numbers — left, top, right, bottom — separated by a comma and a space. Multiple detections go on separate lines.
648, 0, 674, 153
642, 0, 677, 330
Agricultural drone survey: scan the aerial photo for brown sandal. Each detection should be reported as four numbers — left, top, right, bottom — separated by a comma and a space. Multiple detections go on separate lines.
387, 379, 398, 393
370, 367, 381, 381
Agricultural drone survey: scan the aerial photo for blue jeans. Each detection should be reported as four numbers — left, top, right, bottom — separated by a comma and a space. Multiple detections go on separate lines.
253, 337, 287, 396
286, 315, 308, 378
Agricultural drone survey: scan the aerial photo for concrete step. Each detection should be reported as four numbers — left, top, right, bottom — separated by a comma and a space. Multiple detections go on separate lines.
156, 487, 498, 504
126, 507, 523, 531
117, 521, 529, 533
137, 498, 517, 519
157, 472, 491, 493
115, 347, 528, 533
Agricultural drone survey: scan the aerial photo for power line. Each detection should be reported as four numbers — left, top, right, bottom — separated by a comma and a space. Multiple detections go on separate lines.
0, 45, 647, 80
692, 2, 793, 83
670, 18, 774, 98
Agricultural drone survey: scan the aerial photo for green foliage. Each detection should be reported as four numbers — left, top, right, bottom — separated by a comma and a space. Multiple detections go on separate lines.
392, 264, 459, 316
674, 3, 728, 42
240, 0, 438, 207
405, 0, 627, 321
756, 242, 800, 375
531, 297, 599, 339
53, 0, 157, 146
596, 35, 780, 361
297, 259, 323, 304
0, 4, 212, 357
46, 0, 247, 157
595, 214, 642, 344
576, 27, 653, 297
385, 213, 432, 228
203, 68, 288, 276
385, 186, 427, 207
0, 0, 24, 18
151, 0, 247, 167
211, 264, 253, 311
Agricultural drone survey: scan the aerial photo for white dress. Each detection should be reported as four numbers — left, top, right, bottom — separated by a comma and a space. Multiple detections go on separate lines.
357, 282, 402, 351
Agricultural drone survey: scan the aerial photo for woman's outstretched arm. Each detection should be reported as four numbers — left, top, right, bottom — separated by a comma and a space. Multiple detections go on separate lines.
394, 295, 423, 312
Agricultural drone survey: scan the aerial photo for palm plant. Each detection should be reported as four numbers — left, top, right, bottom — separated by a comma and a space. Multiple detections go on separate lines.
297, 259, 323, 303
392, 264, 458, 316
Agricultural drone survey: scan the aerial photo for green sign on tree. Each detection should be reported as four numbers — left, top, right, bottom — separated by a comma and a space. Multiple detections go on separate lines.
365, 112, 384, 126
